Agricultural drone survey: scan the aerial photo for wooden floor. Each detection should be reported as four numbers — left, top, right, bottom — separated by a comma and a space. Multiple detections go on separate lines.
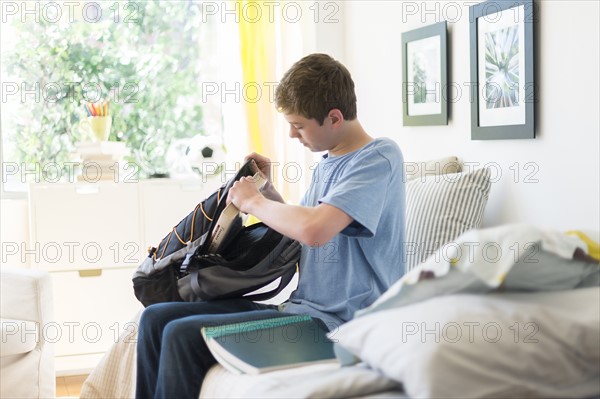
56, 375, 88, 397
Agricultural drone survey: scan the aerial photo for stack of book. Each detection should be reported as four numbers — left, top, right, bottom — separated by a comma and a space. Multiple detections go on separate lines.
75, 141, 129, 182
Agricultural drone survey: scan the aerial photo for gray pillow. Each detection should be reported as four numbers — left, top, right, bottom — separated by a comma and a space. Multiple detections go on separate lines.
404, 167, 491, 271
333, 288, 600, 398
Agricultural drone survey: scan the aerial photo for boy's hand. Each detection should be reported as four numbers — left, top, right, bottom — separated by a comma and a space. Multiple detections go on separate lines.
228, 176, 263, 214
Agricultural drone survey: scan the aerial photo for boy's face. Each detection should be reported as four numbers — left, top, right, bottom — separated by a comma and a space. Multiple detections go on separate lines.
283, 113, 333, 153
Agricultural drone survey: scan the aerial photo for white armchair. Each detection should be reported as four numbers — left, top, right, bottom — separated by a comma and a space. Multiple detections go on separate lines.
1, 267, 55, 398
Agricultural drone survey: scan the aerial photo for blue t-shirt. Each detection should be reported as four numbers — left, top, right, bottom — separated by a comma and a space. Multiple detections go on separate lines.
282, 138, 406, 329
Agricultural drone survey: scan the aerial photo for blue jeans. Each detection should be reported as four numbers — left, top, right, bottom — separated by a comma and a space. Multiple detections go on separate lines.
135, 299, 284, 399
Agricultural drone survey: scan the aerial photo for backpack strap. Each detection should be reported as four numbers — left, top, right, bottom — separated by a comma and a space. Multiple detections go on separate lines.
185, 252, 226, 299
189, 269, 209, 301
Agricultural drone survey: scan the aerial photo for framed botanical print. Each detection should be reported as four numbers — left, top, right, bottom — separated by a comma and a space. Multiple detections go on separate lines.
402, 21, 448, 126
470, 0, 535, 139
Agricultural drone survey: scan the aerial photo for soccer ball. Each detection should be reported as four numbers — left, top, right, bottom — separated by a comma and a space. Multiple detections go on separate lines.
166, 135, 226, 179
187, 135, 227, 178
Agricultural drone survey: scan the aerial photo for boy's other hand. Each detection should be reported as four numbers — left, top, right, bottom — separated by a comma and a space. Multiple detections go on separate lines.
244, 153, 285, 204
245, 152, 272, 183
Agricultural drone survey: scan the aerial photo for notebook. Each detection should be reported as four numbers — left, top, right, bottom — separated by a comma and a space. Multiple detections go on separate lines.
201, 314, 338, 375
206, 172, 267, 254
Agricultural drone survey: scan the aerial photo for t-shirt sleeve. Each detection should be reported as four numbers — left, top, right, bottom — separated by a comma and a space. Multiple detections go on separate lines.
319, 151, 393, 238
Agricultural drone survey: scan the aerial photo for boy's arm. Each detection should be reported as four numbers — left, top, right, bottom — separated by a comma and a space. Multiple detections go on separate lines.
228, 176, 352, 247
260, 180, 285, 203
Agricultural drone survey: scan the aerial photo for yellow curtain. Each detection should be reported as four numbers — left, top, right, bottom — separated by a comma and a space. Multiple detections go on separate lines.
236, 0, 317, 203
237, 0, 277, 159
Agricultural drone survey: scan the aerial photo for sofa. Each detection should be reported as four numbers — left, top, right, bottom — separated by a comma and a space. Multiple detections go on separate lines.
198, 162, 600, 398
0, 267, 55, 399
80, 157, 600, 398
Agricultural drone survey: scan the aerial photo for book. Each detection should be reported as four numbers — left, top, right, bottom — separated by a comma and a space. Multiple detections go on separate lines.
206, 173, 267, 254
76, 141, 129, 159
201, 314, 338, 375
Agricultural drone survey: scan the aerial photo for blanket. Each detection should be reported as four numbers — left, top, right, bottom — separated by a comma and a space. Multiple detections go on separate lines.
80, 309, 141, 398
357, 224, 598, 318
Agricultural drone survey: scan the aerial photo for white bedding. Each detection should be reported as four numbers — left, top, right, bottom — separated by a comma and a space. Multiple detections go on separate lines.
200, 362, 400, 398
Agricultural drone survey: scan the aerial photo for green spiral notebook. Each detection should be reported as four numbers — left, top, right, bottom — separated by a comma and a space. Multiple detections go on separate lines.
201, 314, 337, 375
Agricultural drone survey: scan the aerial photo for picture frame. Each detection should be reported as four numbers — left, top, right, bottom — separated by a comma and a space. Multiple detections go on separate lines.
402, 21, 448, 126
470, 0, 535, 140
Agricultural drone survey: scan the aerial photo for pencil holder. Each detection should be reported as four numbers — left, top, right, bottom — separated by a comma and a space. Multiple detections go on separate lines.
80, 116, 112, 141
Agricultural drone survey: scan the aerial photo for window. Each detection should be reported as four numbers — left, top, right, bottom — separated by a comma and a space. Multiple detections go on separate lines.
1, 0, 223, 192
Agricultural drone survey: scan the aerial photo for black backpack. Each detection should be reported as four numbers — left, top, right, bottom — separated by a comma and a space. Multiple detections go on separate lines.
132, 160, 301, 307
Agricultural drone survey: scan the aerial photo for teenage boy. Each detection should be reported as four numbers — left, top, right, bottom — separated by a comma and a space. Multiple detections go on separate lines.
136, 53, 405, 399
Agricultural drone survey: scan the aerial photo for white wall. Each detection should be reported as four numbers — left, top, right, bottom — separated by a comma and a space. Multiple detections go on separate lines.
340, 0, 599, 231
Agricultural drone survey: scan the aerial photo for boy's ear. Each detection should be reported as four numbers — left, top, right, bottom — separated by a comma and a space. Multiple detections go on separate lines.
328, 109, 344, 127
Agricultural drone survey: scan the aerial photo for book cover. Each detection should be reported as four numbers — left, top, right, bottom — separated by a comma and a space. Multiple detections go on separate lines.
76, 141, 129, 158
201, 314, 337, 375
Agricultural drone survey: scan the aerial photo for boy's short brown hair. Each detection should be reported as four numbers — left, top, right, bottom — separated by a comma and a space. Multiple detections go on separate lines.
275, 53, 357, 125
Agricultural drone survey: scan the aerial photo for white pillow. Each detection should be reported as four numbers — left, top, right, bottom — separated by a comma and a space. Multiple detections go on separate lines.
404, 167, 491, 271
333, 288, 600, 398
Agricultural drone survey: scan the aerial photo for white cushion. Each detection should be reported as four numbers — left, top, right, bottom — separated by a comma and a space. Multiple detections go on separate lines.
0, 318, 38, 357
0, 268, 55, 399
334, 288, 600, 398
0, 268, 53, 323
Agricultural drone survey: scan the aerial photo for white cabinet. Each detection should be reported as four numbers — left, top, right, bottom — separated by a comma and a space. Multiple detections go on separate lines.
49, 268, 143, 374
28, 178, 218, 375
29, 182, 143, 270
